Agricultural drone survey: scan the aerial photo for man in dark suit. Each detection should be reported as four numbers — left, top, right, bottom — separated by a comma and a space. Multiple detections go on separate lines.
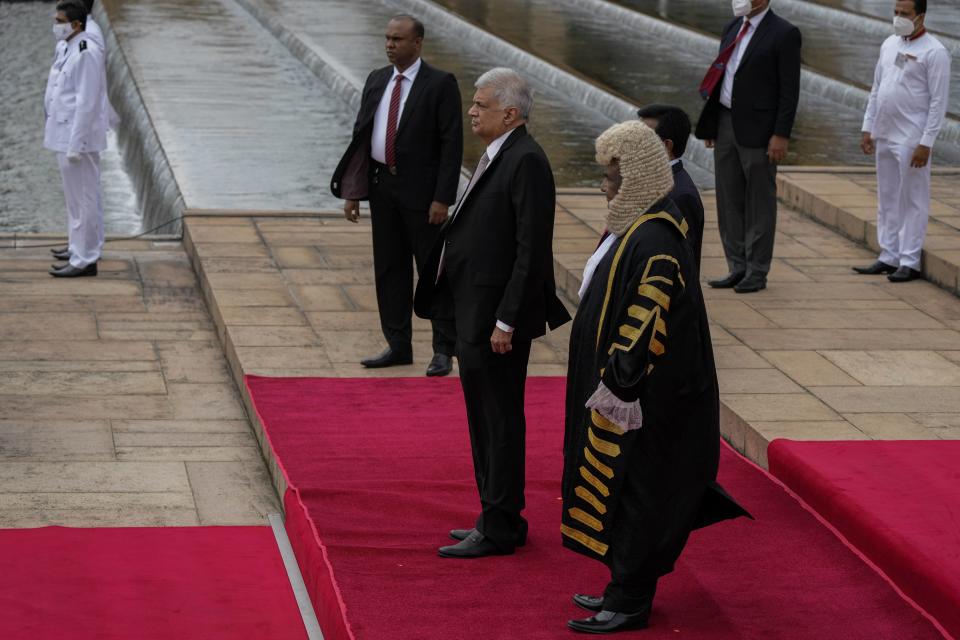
638, 104, 705, 270
414, 68, 571, 558
331, 15, 462, 376
694, 0, 801, 293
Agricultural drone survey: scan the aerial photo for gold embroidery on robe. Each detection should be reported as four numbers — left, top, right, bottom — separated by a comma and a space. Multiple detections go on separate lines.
588, 427, 621, 457
591, 410, 625, 436
580, 465, 610, 497
569, 507, 603, 532
561, 524, 609, 555
584, 447, 614, 479
575, 485, 608, 514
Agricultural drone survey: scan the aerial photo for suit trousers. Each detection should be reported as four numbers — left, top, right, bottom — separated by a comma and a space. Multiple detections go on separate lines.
714, 108, 778, 277
457, 338, 532, 550
875, 138, 931, 271
368, 170, 455, 356
57, 152, 104, 269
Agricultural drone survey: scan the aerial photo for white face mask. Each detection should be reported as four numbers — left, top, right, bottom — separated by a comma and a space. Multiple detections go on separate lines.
52, 22, 73, 41
732, 0, 754, 17
893, 15, 917, 37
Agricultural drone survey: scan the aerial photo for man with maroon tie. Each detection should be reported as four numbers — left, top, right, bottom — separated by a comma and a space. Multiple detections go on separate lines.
694, 0, 801, 294
331, 15, 462, 376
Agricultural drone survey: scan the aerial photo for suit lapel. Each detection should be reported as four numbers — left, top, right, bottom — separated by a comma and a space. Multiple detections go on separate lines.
736, 11, 775, 73
361, 68, 391, 128
396, 61, 431, 135
449, 126, 527, 228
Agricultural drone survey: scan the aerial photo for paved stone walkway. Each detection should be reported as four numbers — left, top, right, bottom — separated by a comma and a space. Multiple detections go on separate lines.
778, 168, 960, 296
0, 238, 279, 528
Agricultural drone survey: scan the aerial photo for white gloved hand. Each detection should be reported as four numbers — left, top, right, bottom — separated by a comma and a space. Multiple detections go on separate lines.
585, 382, 643, 431
66, 151, 81, 163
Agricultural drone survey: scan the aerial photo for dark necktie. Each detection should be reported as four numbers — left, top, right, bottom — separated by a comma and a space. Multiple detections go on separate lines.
698, 20, 751, 99
384, 75, 405, 167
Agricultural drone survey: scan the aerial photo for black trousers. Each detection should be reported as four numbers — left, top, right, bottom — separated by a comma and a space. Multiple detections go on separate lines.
369, 168, 455, 356
456, 338, 532, 550
714, 108, 778, 278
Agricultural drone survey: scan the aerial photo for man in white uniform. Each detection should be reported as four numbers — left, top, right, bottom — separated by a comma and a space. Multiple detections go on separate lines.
855, 0, 951, 282
45, 1, 110, 277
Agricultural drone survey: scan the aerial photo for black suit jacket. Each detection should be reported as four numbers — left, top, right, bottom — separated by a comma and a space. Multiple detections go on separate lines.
671, 160, 705, 269
330, 60, 463, 210
694, 10, 801, 148
414, 126, 571, 343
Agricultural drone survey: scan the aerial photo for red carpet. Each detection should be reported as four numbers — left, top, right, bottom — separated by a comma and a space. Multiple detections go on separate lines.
769, 439, 960, 639
246, 375, 943, 639
0, 526, 306, 639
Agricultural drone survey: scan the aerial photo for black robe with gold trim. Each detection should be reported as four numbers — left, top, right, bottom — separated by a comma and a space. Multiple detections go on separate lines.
561, 198, 748, 577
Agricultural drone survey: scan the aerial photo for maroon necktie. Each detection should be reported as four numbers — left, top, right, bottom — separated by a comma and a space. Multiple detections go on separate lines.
698, 20, 751, 99
384, 75, 405, 167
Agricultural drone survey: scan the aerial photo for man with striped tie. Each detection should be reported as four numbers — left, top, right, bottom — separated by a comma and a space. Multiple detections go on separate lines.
331, 15, 462, 376
694, 0, 801, 294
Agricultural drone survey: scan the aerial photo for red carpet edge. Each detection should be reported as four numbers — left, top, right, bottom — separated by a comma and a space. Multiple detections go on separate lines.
245, 376, 357, 640
767, 440, 956, 640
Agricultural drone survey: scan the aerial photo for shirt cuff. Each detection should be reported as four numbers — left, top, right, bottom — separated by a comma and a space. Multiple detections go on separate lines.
920, 134, 937, 149
495, 320, 514, 333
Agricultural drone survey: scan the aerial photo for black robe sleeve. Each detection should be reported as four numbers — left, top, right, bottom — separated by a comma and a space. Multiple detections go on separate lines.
600, 251, 683, 404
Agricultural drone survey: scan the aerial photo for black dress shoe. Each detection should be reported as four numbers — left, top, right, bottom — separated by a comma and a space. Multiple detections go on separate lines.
707, 271, 746, 288
572, 594, 603, 613
450, 527, 527, 547
733, 273, 766, 294
50, 246, 69, 256
852, 260, 897, 275
567, 610, 650, 634
426, 353, 453, 377
360, 347, 413, 368
49, 263, 97, 278
887, 266, 922, 282
438, 530, 511, 558
51, 248, 71, 261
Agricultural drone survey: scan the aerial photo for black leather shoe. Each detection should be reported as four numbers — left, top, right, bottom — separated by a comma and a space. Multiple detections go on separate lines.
426, 353, 453, 377
567, 610, 650, 634
450, 527, 527, 547
449, 528, 475, 542
572, 594, 603, 613
360, 347, 413, 368
887, 266, 922, 282
51, 248, 71, 261
707, 271, 746, 289
438, 530, 511, 558
50, 246, 69, 256
733, 273, 766, 294
49, 263, 97, 278
852, 260, 897, 275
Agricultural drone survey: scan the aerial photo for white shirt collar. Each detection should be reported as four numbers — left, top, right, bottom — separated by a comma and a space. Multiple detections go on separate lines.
669, 158, 681, 167
486, 126, 521, 161
392, 57, 422, 83
744, 6, 770, 29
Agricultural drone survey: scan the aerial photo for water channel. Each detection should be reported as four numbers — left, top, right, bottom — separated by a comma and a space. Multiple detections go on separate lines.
1, 0, 958, 234
432, 0, 960, 166
607, 0, 960, 115
1, 1, 139, 234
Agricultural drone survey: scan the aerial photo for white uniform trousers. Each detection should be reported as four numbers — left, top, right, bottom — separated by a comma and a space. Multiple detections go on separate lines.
875, 138, 931, 271
56, 152, 104, 269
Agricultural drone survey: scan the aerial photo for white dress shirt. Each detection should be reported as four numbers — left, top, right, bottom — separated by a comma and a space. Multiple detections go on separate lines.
719, 7, 770, 109
371, 58, 422, 164
862, 33, 951, 149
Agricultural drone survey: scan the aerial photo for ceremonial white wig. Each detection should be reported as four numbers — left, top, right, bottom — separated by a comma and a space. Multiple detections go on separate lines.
595, 120, 675, 236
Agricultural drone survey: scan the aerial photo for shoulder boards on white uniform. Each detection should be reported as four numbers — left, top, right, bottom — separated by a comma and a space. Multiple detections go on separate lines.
79, 40, 88, 52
